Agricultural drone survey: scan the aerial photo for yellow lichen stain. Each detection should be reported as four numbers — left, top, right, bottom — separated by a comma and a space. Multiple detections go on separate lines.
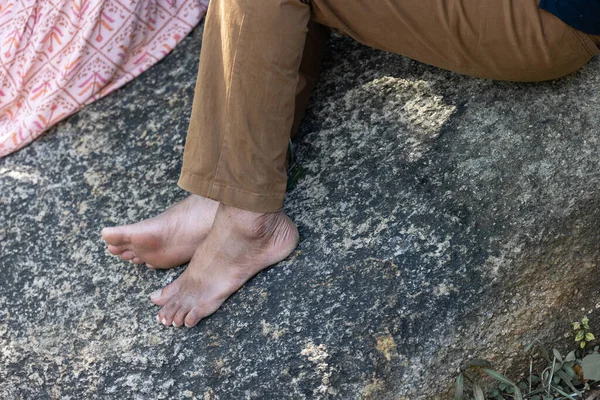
212, 359, 226, 375
147, 334, 164, 346
261, 320, 287, 339
272, 328, 287, 339
362, 375, 386, 399
261, 320, 271, 336
77, 200, 89, 215
309, 278, 335, 288
285, 250, 302, 262
375, 330, 397, 361
203, 388, 215, 400
433, 283, 457, 297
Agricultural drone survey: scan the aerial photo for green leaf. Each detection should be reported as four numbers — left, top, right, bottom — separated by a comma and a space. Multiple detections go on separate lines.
553, 362, 563, 373
576, 330, 585, 341
514, 387, 523, 400
565, 351, 576, 362
473, 384, 485, 400
582, 353, 600, 381
581, 341, 587, 349
586, 332, 596, 341
556, 370, 582, 396
553, 349, 563, 364
552, 384, 577, 400
286, 167, 306, 191
539, 347, 552, 364
454, 374, 463, 400
562, 363, 577, 379
573, 321, 581, 330
483, 369, 522, 400
484, 369, 516, 386
527, 387, 546, 396
583, 316, 590, 328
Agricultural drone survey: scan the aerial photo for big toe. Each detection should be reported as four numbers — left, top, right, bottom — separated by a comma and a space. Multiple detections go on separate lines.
183, 306, 217, 328
150, 280, 180, 306
101, 226, 129, 245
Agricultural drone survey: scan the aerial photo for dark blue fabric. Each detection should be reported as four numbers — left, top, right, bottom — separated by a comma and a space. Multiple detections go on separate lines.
539, 0, 600, 34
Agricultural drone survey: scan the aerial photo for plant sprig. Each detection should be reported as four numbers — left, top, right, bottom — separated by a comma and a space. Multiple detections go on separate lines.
454, 317, 599, 399
573, 316, 595, 349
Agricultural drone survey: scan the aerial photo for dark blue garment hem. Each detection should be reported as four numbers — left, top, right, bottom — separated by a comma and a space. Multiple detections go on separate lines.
539, 0, 600, 35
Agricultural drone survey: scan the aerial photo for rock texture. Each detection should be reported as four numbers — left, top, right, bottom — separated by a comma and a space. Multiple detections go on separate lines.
3, 22, 600, 399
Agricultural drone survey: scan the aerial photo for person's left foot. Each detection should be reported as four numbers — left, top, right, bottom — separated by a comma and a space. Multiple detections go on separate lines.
101, 195, 219, 269
151, 204, 299, 328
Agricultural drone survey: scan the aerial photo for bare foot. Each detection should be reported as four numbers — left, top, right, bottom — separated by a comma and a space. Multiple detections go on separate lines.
150, 204, 299, 328
101, 195, 219, 269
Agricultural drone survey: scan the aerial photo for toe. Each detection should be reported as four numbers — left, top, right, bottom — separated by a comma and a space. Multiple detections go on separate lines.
101, 226, 128, 245
157, 298, 182, 327
119, 250, 136, 261
184, 307, 207, 328
146, 263, 157, 269
150, 280, 180, 306
131, 257, 144, 264
107, 244, 123, 255
100, 227, 113, 242
172, 306, 192, 328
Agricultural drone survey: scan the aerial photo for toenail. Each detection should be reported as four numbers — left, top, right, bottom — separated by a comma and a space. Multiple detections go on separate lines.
150, 289, 162, 300
184, 323, 192, 328
156, 315, 160, 324
172, 321, 179, 328
161, 317, 167, 325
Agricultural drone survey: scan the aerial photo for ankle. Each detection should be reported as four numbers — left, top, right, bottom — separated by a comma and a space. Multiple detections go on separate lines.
251, 210, 295, 243
217, 205, 297, 245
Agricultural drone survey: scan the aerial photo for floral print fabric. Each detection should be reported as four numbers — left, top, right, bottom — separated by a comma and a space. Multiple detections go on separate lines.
0, 0, 208, 157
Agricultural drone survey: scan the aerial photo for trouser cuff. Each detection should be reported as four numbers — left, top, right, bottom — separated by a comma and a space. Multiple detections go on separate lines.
178, 171, 285, 213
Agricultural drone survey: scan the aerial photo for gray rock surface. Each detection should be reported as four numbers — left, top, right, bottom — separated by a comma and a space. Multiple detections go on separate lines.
3, 21, 600, 399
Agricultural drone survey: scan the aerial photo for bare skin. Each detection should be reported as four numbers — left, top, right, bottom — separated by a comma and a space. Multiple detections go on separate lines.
150, 204, 299, 327
102, 195, 299, 327
101, 195, 219, 269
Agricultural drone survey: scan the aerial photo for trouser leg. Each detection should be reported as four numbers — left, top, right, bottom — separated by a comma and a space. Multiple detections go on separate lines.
308, 0, 597, 81
290, 21, 330, 139
180, 0, 598, 213
179, 0, 313, 213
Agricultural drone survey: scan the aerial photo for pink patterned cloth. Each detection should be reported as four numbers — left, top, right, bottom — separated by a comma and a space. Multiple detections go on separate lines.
0, 0, 208, 157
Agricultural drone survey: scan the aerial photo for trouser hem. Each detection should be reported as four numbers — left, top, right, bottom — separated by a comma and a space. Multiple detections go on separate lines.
570, 27, 600, 57
178, 171, 285, 213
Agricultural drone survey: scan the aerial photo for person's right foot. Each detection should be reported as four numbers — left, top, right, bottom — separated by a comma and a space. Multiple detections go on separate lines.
151, 204, 299, 328
101, 195, 219, 269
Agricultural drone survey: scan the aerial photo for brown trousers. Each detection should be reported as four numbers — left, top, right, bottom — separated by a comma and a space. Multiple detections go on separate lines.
178, 0, 600, 213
